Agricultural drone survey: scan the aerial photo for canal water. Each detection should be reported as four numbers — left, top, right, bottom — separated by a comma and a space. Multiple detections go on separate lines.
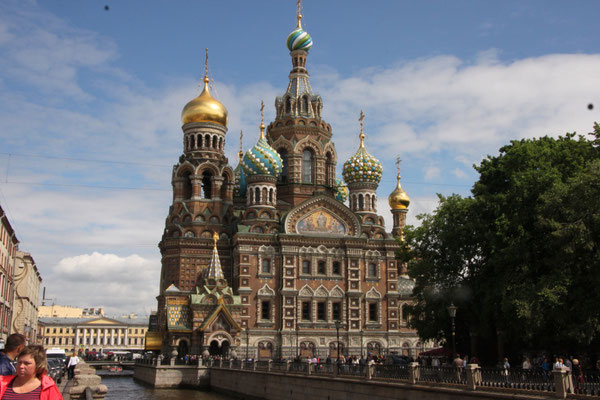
102, 376, 236, 400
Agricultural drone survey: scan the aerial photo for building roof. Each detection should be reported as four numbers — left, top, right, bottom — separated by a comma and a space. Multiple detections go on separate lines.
38, 316, 149, 327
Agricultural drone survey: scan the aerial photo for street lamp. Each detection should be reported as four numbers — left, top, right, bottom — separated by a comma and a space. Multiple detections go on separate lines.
245, 327, 249, 361
447, 303, 457, 360
334, 320, 342, 364
295, 323, 299, 360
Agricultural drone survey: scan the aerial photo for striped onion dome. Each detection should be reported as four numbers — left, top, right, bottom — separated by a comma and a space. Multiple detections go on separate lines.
287, 27, 313, 52
342, 141, 383, 185
242, 136, 283, 177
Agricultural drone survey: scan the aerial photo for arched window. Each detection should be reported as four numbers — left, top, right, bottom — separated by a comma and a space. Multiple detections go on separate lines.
286, 97, 292, 114
372, 196, 376, 211
269, 188, 274, 204
303, 96, 309, 114
278, 149, 288, 183
182, 171, 192, 200
302, 149, 313, 183
202, 171, 212, 199
212, 135, 217, 149
190, 135, 195, 149
205, 134, 210, 148
359, 194, 364, 210
255, 187, 261, 204
220, 173, 229, 200
197, 134, 202, 148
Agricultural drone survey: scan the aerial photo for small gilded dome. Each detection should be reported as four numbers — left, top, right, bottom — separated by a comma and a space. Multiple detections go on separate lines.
181, 77, 228, 126
287, 27, 313, 52
388, 174, 410, 210
242, 129, 283, 178
342, 138, 383, 185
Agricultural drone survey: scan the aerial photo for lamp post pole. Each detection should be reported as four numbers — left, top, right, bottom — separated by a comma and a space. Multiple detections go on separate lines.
295, 324, 299, 360
447, 303, 457, 360
245, 327, 249, 361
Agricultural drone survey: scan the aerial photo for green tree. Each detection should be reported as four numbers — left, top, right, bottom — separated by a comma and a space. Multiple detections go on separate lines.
403, 124, 600, 361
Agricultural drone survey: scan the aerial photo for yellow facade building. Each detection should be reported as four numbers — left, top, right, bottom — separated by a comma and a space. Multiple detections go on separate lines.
38, 316, 148, 353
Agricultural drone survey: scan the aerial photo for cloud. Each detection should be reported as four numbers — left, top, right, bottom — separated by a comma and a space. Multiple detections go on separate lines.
47, 252, 159, 316
424, 166, 441, 180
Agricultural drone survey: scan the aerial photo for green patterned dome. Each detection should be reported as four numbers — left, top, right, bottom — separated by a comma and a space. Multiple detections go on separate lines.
342, 144, 383, 185
242, 137, 283, 177
334, 178, 348, 202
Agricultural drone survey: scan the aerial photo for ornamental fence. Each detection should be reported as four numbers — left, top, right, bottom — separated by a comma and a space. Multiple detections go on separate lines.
203, 360, 600, 398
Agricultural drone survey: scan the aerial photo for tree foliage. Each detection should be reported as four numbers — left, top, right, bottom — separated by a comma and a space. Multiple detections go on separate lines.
402, 123, 600, 361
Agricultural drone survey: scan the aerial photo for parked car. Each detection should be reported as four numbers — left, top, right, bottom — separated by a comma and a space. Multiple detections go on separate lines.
46, 359, 63, 384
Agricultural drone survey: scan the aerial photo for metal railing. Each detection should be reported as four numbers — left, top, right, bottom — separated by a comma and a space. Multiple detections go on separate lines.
418, 366, 466, 385
479, 367, 554, 392
372, 364, 409, 381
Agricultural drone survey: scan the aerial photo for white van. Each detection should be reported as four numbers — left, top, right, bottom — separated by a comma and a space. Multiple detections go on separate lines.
46, 348, 66, 360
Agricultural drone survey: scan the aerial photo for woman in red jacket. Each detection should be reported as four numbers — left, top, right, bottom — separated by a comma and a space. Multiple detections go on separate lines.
0, 345, 62, 400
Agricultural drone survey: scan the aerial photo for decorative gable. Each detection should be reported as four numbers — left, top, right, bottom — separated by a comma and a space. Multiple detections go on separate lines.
283, 195, 361, 237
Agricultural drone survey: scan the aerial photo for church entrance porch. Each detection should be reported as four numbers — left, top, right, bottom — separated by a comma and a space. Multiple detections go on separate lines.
209, 339, 230, 357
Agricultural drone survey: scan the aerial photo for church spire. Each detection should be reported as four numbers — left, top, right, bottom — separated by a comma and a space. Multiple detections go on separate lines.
276, 3, 321, 120
205, 232, 226, 285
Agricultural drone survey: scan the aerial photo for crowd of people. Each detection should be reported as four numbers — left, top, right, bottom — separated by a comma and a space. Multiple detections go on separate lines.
0, 333, 63, 400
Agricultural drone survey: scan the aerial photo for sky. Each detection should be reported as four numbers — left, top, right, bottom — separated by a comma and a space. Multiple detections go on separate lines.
1, 0, 599, 318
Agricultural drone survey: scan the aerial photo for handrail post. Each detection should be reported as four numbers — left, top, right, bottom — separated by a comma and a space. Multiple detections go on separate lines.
466, 364, 480, 390
307, 362, 312, 375
268, 359, 273, 372
552, 367, 573, 399
286, 360, 292, 372
218, 358, 223, 368
409, 362, 419, 384
367, 364, 374, 380
253, 359, 257, 371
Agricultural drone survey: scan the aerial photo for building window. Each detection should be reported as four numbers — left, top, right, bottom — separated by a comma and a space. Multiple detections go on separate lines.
302, 301, 311, 321
317, 302, 326, 321
262, 259, 271, 274
302, 149, 313, 183
368, 263, 377, 277
332, 302, 341, 321
53, 328, 56, 334
317, 261, 326, 275
402, 304, 409, 323
332, 261, 341, 275
302, 260, 310, 274
279, 149, 288, 183
369, 303, 378, 322
261, 301, 270, 320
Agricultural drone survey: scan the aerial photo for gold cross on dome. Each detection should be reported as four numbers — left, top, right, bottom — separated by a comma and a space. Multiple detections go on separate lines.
204, 48, 209, 78
359, 110, 365, 147
297, 0, 303, 28
260, 100, 265, 125
396, 156, 402, 176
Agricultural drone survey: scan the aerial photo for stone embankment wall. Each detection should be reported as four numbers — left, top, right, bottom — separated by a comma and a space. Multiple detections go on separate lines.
133, 364, 210, 388
67, 361, 107, 400
210, 369, 552, 400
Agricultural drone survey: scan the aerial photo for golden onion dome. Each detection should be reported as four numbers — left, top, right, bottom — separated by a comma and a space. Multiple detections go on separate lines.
388, 174, 410, 210
181, 76, 228, 126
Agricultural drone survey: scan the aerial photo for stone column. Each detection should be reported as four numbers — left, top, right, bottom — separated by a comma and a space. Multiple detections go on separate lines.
124, 328, 129, 348
466, 364, 481, 391
408, 362, 420, 384
103, 328, 108, 346
117, 329, 122, 347
553, 367, 574, 399
75, 329, 80, 346
97, 328, 101, 347
110, 329, 115, 346
82, 329, 87, 346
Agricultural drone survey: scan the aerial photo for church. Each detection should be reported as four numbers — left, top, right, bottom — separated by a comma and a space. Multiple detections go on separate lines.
152, 4, 420, 360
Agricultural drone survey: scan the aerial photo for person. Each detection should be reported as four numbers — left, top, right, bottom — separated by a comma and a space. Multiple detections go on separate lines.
66, 353, 80, 380
522, 357, 532, 370
571, 359, 584, 390
0, 334, 26, 376
0, 345, 62, 400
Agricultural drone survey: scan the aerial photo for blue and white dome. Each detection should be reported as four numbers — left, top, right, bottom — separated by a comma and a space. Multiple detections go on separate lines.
242, 137, 283, 177
287, 27, 313, 52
